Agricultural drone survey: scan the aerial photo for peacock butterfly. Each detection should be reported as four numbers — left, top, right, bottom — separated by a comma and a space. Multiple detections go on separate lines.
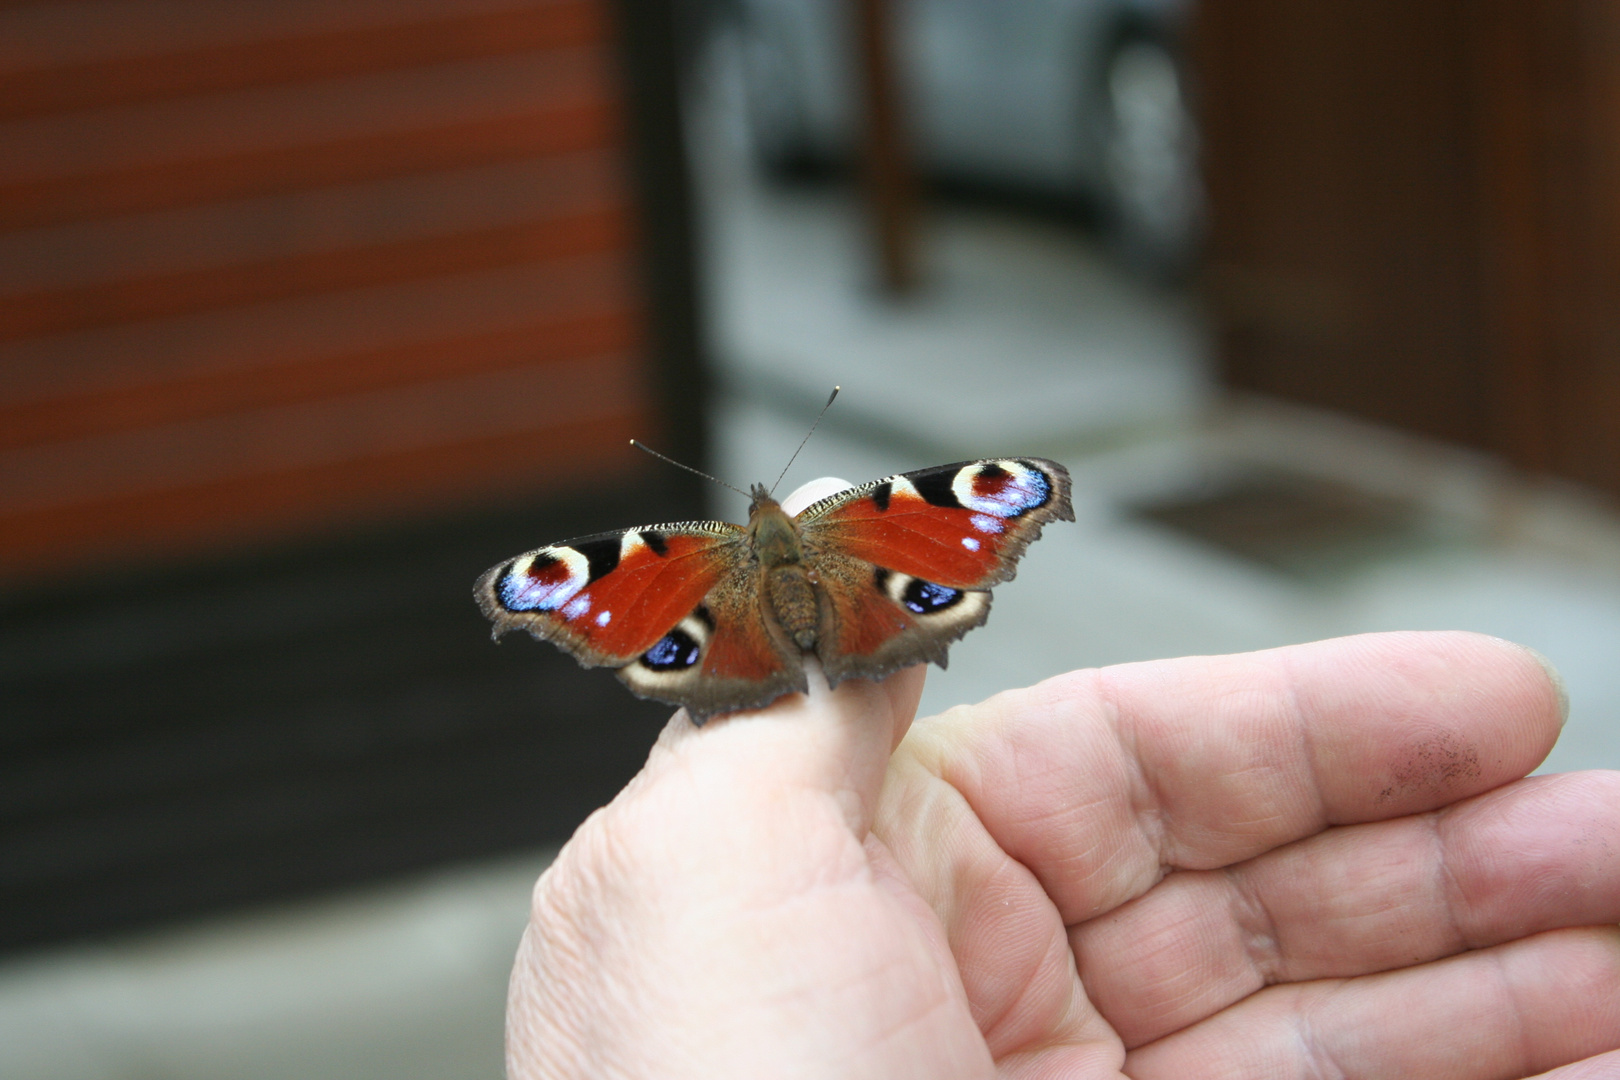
474, 457, 1073, 723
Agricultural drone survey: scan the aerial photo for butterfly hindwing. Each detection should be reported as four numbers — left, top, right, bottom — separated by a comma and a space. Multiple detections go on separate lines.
618, 557, 808, 722
809, 548, 994, 687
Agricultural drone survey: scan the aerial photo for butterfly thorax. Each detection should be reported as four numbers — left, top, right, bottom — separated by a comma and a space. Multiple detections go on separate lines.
746, 488, 820, 652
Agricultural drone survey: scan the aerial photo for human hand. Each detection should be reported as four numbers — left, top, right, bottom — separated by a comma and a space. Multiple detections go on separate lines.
507, 502, 1617, 1080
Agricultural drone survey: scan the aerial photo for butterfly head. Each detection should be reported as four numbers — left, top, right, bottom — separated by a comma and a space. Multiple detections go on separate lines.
747, 482, 776, 513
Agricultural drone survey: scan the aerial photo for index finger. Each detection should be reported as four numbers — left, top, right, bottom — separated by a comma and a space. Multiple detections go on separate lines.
900, 631, 1564, 925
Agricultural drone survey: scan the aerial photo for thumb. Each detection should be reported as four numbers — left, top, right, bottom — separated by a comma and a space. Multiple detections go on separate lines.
638, 476, 927, 839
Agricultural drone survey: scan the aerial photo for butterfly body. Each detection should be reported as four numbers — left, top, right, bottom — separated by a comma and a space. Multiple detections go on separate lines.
476, 458, 1073, 722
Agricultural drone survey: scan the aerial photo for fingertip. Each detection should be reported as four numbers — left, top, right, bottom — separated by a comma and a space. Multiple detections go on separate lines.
651, 660, 926, 835
881, 664, 929, 751
781, 477, 855, 515
632, 474, 920, 834
1519, 644, 1571, 728
1295, 631, 1569, 813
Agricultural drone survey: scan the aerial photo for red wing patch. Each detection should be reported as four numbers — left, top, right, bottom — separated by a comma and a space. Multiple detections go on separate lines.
799, 458, 1074, 590
475, 524, 743, 665
823, 575, 913, 658
699, 583, 793, 682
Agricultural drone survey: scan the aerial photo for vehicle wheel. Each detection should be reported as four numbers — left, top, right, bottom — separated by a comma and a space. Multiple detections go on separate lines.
1098, 35, 1201, 278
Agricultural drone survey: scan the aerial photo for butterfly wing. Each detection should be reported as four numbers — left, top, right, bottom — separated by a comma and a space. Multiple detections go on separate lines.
626, 554, 809, 722
474, 520, 806, 722
796, 458, 1073, 686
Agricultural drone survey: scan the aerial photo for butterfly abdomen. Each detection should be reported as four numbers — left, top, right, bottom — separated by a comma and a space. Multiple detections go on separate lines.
748, 494, 819, 650
766, 565, 819, 650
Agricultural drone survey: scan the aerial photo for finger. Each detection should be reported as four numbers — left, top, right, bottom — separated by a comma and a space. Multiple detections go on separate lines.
872, 632, 1562, 1059
1124, 926, 1620, 1079
646, 475, 927, 837
1075, 769, 1620, 1046
644, 656, 927, 837
908, 631, 1564, 926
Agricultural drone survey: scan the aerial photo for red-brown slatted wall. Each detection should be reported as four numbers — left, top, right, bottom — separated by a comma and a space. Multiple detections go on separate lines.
0, 0, 653, 580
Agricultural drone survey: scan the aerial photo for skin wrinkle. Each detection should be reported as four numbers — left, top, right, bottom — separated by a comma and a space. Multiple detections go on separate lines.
1195, 672, 1324, 867
1425, 806, 1478, 958
746, 921, 912, 1012
1490, 936, 1537, 1078
1223, 863, 1286, 985
1294, 980, 1354, 1080
955, 672, 1159, 925
1090, 666, 1176, 908
677, 864, 957, 1074
1277, 647, 1327, 837
897, 729, 1063, 1045
1080, 885, 1226, 1044
521, 857, 642, 1078
1059, 786, 1159, 922
971, 865, 1072, 1052
839, 963, 965, 1069
896, 718, 1115, 1065
1208, 764, 1302, 833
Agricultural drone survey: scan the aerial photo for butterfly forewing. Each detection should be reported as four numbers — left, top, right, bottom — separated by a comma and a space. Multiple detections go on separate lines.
475, 521, 744, 667
797, 458, 1074, 589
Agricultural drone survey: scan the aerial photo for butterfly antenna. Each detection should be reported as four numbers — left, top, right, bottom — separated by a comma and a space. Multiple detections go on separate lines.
629, 439, 750, 499
770, 385, 840, 496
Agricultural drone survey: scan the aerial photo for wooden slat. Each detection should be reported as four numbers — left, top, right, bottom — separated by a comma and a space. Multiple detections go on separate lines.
0, 151, 622, 295
0, 0, 603, 121
0, 208, 628, 341
2, 353, 641, 514
0, 50, 613, 231
0, 357, 649, 573
0, 254, 633, 414
0, 414, 651, 578
31, 210, 607, 333
2, 312, 634, 453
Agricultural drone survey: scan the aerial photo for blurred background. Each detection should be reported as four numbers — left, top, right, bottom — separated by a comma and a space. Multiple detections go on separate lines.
2, 1, 1617, 1076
